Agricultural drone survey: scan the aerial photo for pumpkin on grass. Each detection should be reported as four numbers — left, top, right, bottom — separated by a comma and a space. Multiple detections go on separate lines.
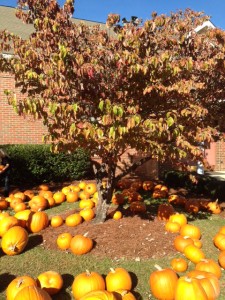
183, 244, 205, 264
195, 259, 222, 279
80, 208, 95, 221
113, 290, 136, 300
0, 215, 19, 237
14, 285, 51, 300
72, 270, 105, 299
79, 290, 117, 300
65, 213, 83, 227
1, 226, 29, 256
37, 271, 63, 295
170, 258, 188, 273
28, 195, 48, 212
6, 276, 37, 300
106, 268, 132, 292
70, 233, 93, 255
50, 216, 64, 228
149, 264, 178, 300
207, 199, 221, 214
174, 235, 194, 253
175, 276, 208, 300
180, 224, 201, 240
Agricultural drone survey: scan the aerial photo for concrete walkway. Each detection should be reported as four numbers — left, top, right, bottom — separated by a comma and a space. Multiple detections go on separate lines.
205, 171, 225, 181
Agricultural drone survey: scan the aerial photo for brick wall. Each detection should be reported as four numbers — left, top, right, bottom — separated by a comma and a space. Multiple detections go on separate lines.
0, 72, 46, 144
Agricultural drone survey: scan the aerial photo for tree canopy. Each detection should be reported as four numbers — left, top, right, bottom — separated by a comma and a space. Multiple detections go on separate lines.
1, 0, 225, 222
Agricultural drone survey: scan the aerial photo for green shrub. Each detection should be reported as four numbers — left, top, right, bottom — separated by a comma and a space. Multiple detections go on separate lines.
0, 144, 92, 185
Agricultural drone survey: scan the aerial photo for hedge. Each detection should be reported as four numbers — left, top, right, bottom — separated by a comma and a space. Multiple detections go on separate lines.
0, 144, 92, 186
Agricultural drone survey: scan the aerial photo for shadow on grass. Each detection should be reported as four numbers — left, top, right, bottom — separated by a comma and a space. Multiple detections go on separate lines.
25, 234, 43, 252
0, 273, 16, 292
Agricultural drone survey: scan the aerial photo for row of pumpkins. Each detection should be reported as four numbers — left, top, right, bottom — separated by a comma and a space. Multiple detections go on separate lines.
148, 211, 225, 299
4, 267, 137, 299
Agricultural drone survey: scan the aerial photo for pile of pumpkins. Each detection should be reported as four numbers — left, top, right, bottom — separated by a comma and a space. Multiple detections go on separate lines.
5, 267, 137, 299
148, 211, 225, 299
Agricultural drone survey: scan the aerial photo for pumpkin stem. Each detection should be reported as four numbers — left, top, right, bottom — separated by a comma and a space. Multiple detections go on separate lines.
16, 279, 25, 288
184, 277, 192, 282
154, 264, 163, 271
109, 268, 115, 273
83, 232, 89, 237
85, 270, 91, 276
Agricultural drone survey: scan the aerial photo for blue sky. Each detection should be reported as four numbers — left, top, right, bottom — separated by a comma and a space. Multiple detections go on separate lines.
1, 0, 225, 29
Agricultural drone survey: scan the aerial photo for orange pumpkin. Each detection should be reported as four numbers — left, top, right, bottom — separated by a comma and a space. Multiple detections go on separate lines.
175, 276, 208, 300
165, 221, 181, 233
180, 224, 201, 240
84, 183, 97, 195
66, 191, 79, 203
28, 195, 48, 212
14, 285, 51, 300
112, 211, 123, 220
213, 232, 225, 250
65, 213, 83, 227
79, 208, 95, 221
70, 233, 93, 255
72, 270, 105, 299
1, 225, 29, 255
183, 244, 205, 264
53, 191, 66, 204
6, 276, 37, 300
79, 290, 117, 300
38, 184, 49, 191
170, 258, 188, 273
169, 213, 187, 227
0, 215, 19, 237
56, 232, 73, 250
174, 235, 194, 253
195, 259, 222, 279
50, 216, 64, 228
149, 265, 178, 300
79, 199, 95, 209
113, 290, 136, 300
0, 197, 9, 210
26, 211, 49, 233
106, 268, 132, 292
207, 199, 221, 214
37, 271, 63, 295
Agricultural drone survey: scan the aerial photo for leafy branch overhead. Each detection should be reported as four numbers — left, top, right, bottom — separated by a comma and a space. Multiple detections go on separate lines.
1, 0, 225, 221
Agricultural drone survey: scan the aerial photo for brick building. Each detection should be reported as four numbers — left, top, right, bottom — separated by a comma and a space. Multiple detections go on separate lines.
0, 5, 224, 175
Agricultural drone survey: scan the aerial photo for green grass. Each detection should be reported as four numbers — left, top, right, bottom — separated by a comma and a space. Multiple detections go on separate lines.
1, 201, 225, 299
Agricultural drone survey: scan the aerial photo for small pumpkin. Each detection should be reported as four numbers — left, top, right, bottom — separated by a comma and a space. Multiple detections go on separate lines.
65, 213, 83, 227
28, 195, 48, 212
106, 267, 132, 292
174, 235, 194, 253
72, 270, 105, 299
37, 271, 63, 295
170, 258, 188, 273
79, 290, 117, 300
1, 225, 29, 256
183, 244, 205, 264
80, 208, 95, 221
84, 183, 97, 195
213, 233, 225, 250
165, 221, 181, 233
56, 232, 73, 250
53, 191, 66, 204
169, 213, 187, 227
0, 215, 20, 237
50, 216, 64, 228
66, 191, 79, 203
70, 233, 93, 255
207, 199, 221, 214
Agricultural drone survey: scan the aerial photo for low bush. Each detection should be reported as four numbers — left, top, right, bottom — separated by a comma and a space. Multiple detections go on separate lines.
0, 144, 92, 185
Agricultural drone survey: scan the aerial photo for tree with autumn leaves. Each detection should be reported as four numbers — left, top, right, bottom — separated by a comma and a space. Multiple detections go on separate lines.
1, 0, 225, 222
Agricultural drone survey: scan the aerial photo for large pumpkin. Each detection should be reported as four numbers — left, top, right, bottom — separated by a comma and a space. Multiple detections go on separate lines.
72, 270, 105, 299
0, 215, 20, 237
26, 211, 49, 233
106, 268, 132, 292
180, 224, 201, 240
1, 225, 29, 256
37, 271, 63, 295
6, 276, 37, 300
169, 213, 187, 227
175, 276, 208, 300
70, 233, 93, 255
28, 195, 48, 212
149, 265, 178, 300
195, 259, 222, 279
79, 290, 117, 300
183, 244, 205, 264
14, 285, 51, 300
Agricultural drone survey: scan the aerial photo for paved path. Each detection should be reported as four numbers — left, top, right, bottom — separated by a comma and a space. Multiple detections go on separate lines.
205, 171, 225, 181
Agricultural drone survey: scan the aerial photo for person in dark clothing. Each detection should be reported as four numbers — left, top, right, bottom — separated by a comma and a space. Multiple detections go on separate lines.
0, 149, 11, 197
